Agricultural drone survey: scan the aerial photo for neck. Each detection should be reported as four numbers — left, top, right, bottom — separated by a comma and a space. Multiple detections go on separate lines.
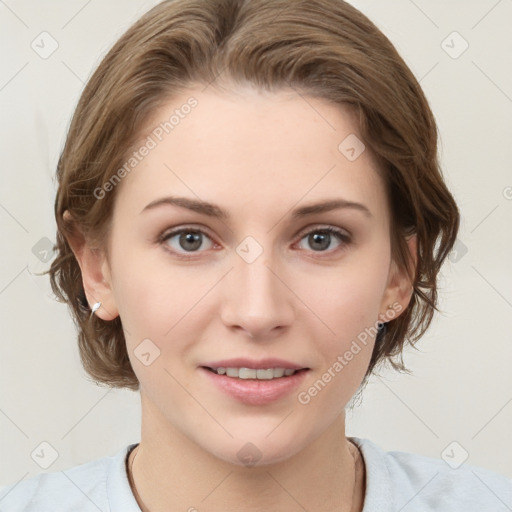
128, 395, 365, 512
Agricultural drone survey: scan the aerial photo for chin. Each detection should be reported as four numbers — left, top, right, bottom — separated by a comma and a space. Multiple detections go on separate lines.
199, 424, 314, 468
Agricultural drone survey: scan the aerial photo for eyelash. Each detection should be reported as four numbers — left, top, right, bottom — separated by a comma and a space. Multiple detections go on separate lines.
157, 225, 352, 260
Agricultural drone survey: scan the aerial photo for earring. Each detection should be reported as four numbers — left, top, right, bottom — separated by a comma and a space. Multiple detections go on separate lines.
377, 304, 395, 334
376, 320, 387, 343
90, 301, 101, 319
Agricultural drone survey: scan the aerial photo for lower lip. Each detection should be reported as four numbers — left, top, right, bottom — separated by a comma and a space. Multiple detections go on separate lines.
200, 367, 309, 405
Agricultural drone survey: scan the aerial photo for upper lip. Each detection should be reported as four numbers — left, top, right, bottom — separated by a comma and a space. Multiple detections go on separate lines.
200, 358, 309, 370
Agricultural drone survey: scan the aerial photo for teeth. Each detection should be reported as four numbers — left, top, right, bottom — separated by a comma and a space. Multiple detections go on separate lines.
212, 367, 299, 379
226, 368, 239, 377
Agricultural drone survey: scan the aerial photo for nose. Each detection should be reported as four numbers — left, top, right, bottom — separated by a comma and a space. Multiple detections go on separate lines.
220, 250, 295, 341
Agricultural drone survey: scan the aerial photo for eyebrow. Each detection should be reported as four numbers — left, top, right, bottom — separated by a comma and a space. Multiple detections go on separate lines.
140, 196, 372, 219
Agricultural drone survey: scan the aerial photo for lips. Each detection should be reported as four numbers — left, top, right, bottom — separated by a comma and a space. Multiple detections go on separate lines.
198, 357, 310, 405
200, 357, 308, 371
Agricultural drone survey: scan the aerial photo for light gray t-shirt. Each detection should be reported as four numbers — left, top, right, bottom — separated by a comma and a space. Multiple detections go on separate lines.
1, 436, 510, 511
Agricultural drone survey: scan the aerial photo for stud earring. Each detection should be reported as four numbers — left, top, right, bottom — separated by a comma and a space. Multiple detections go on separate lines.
378, 304, 396, 332
90, 301, 101, 319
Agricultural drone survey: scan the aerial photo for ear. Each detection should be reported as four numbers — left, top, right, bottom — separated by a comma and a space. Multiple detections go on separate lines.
62, 210, 119, 321
378, 234, 417, 322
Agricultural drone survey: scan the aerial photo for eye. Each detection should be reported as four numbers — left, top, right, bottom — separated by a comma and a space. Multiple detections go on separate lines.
158, 227, 215, 258
295, 226, 351, 254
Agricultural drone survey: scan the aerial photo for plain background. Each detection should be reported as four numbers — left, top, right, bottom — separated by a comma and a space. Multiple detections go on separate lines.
1, 0, 511, 487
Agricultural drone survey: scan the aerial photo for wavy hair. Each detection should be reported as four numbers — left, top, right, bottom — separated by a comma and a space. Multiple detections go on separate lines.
46, 0, 460, 390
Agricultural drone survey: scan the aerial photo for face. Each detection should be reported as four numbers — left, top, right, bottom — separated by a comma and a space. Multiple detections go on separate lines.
88, 84, 413, 466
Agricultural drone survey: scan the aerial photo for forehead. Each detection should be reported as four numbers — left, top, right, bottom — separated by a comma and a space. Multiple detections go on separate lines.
113, 85, 387, 223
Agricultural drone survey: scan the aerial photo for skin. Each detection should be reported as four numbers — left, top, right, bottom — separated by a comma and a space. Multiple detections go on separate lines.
67, 84, 416, 512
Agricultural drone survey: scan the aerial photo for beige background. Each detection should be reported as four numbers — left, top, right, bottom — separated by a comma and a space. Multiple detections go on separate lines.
1, 0, 511, 487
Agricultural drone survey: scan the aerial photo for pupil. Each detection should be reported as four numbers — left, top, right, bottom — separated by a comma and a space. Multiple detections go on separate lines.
311, 232, 329, 251
180, 232, 202, 251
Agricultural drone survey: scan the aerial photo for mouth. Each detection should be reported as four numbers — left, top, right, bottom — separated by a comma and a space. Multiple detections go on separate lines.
198, 358, 311, 404
201, 366, 309, 380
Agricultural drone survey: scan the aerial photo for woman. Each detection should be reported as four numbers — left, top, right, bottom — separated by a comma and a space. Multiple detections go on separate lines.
1, 0, 510, 510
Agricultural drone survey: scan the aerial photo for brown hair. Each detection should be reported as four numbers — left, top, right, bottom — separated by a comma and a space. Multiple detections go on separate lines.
46, 0, 459, 391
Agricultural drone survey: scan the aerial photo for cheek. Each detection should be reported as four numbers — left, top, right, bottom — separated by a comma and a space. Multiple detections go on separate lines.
296, 250, 389, 394
110, 238, 201, 327
301, 252, 390, 336
111, 261, 202, 393
110, 253, 226, 394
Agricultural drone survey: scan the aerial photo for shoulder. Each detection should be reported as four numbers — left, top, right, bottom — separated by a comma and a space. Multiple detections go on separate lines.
0, 444, 139, 512
350, 436, 512, 512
